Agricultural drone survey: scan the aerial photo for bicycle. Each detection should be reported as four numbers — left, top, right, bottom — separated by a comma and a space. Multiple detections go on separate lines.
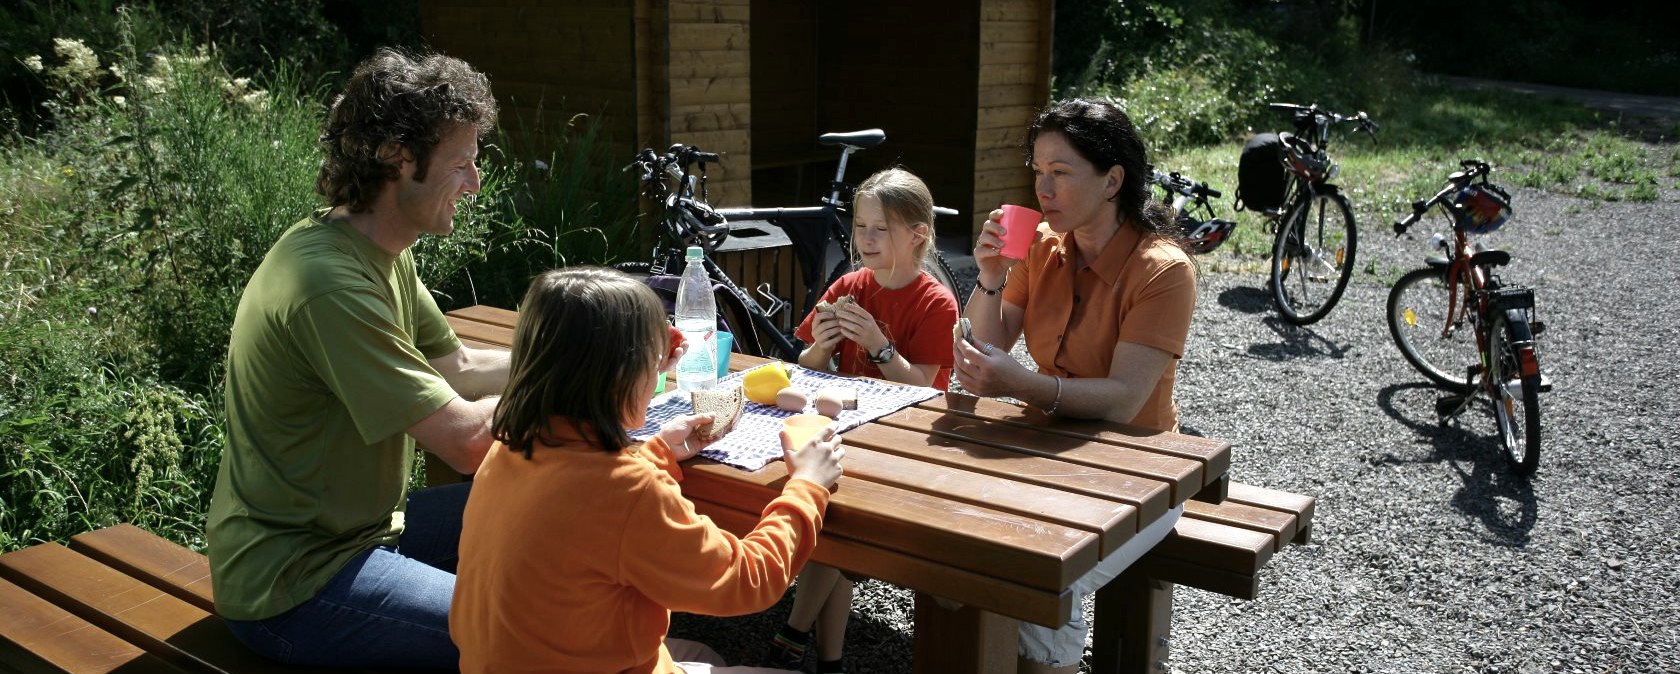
617, 131, 960, 361
1150, 168, 1236, 254
1241, 103, 1378, 325
1387, 159, 1546, 474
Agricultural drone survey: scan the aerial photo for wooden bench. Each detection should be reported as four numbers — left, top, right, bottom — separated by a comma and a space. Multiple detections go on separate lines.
0, 524, 416, 673
1093, 481, 1316, 674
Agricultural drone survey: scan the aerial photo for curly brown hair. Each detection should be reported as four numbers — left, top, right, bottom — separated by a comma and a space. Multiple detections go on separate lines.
315, 48, 498, 212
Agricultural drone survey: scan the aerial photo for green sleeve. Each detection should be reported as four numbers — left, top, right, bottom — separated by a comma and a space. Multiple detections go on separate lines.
291, 287, 459, 444
412, 275, 462, 359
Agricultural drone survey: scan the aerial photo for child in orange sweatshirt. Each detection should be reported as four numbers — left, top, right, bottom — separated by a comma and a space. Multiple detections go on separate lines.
450, 267, 845, 674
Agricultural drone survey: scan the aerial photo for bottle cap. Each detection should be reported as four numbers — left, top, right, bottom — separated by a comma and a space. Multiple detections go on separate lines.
686, 246, 704, 261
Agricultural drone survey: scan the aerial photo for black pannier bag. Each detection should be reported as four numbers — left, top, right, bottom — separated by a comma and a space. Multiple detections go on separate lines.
1235, 132, 1288, 212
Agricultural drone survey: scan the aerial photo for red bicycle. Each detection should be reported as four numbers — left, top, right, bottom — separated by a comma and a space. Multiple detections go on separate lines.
1387, 159, 1546, 474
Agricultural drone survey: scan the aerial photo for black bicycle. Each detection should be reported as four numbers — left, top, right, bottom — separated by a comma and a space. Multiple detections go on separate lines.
1150, 168, 1235, 254
1248, 103, 1378, 325
618, 131, 959, 361
1388, 159, 1546, 474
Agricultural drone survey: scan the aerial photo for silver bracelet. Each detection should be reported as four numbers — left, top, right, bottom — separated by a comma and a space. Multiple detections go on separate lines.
1046, 375, 1063, 415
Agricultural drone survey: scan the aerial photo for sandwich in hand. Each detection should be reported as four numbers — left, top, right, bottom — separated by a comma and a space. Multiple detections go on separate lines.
814, 295, 855, 314
690, 384, 746, 441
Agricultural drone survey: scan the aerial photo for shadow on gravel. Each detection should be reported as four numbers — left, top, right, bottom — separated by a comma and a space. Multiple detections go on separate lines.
1216, 285, 1273, 314
671, 586, 913, 671
1374, 382, 1539, 546
1245, 315, 1353, 360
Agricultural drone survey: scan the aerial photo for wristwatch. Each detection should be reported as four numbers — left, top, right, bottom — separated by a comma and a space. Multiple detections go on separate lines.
868, 341, 896, 364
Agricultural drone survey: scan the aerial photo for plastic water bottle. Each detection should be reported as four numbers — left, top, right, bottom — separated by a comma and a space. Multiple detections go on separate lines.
674, 246, 718, 392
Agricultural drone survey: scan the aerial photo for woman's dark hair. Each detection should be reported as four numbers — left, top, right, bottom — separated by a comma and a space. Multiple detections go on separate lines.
316, 48, 499, 212
1026, 98, 1179, 241
492, 268, 669, 456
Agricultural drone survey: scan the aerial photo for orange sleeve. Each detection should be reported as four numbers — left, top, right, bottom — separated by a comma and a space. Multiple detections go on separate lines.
640, 436, 686, 483
1117, 256, 1196, 359
617, 473, 830, 617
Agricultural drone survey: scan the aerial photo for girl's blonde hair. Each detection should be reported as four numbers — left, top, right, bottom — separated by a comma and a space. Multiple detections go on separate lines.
853, 168, 936, 265
492, 267, 669, 456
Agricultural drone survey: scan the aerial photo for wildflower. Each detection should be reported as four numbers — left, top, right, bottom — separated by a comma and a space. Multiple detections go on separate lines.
49, 38, 100, 85
112, 95, 127, 108
238, 90, 269, 111
108, 63, 124, 80
222, 77, 251, 96
272, 139, 282, 149
22, 55, 44, 73
61, 166, 76, 178
141, 75, 168, 94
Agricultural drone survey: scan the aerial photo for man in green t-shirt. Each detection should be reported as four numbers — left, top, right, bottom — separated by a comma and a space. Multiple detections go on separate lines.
207, 48, 509, 669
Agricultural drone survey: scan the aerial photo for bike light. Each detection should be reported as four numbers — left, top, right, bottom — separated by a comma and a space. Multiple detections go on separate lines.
1518, 347, 1540, 378
1328, 164, 1340, 180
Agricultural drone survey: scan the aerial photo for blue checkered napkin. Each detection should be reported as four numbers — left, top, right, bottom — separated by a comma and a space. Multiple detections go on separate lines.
629, 364, 942, 471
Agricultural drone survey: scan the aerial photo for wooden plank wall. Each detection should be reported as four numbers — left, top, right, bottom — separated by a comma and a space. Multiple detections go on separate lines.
663, 0, 753, 206
420, 2, 638, 163
972, 0, 1053, 236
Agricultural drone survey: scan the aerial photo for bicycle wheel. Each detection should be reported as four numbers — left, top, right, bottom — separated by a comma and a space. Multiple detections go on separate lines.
1489, 313, 1541, 474
1270, 191, 1356, 325
1386, 267, 1476, 392
923, 250, 962, 299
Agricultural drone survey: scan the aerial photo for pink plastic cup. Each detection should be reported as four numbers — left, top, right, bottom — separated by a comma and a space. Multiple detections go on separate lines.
998, 205, 1042, 260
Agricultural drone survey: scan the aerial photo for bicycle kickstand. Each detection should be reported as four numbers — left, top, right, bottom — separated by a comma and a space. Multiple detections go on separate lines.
1434, 364, 1480, 421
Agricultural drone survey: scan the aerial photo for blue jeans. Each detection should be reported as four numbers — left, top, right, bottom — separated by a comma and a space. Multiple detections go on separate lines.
224, 482, 470, 669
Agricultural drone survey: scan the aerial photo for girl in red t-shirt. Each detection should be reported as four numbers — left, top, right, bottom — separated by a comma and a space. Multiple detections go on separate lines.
775, 169, 958, 673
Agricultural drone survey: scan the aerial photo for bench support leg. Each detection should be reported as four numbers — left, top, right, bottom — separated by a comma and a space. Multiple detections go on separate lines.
1090, 568, 1173, 674
911, 592, 1019, 674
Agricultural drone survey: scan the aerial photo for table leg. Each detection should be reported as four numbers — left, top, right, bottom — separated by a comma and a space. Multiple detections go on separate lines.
1090, 568, 1173, 674
911, 592, 1019, 674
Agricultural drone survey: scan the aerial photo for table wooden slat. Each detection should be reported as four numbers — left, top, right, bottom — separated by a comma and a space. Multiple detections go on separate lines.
446, 315, 514, 349
0, 544, 299, 674
0, 575, 186, 674
69, 524, 215, 614
922, 394, 1233, 484
840, 421, 1167, 538
681, 461, 1097, 591
837, 444, 1139, 557
874, 406, 1199, 506
689, 498, 1072, 628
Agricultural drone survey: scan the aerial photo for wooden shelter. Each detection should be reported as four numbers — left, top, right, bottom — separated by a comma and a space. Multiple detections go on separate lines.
420, 0, 1053, 239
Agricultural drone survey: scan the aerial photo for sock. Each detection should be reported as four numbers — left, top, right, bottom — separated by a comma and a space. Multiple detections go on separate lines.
770, 624, 808, 659
817, 657, 845, 674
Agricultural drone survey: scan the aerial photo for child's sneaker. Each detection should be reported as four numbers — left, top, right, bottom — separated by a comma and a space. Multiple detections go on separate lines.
764, 624, 809, 671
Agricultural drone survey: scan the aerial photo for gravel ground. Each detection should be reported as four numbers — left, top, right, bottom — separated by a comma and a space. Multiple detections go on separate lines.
673, 175, 1680, 673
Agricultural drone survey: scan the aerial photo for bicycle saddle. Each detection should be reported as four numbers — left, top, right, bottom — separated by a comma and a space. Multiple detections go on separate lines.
1469, 248, 1511, 268
819, 129, 885, 149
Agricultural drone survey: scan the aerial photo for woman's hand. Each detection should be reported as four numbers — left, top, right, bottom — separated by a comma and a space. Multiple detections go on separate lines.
783, 425, 845, 490
833, 303, 889, 357
951, 335, 1027, 397
972, 208, 1030, 289
657, 413, 715, 461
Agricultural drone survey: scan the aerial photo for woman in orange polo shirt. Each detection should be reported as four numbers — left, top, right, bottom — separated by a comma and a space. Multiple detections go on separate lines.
952, 98, 1196, 674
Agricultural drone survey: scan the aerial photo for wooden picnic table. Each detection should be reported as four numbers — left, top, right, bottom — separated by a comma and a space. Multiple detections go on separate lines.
444, 305, 1233, 673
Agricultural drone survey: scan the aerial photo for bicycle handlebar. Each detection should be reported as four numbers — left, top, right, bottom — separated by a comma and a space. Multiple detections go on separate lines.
1151, 170, 1221, 200
1393, 159, 1498, 236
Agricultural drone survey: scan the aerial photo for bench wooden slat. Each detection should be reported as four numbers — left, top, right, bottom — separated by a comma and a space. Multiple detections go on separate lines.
68, 524, 215, 614
836, 445, 1140, 557
446, 304, 517, 327
920, 393, 1233, 481
689, 498, 1074, 628
1226, 481, 1317, 544
681, 460, 1099, 591
874, 406, 1196, 507
1148, 517, 1274, 576
0, 576, 187, 674
1183, 499, 1298, 553
0, 544, 298, 674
